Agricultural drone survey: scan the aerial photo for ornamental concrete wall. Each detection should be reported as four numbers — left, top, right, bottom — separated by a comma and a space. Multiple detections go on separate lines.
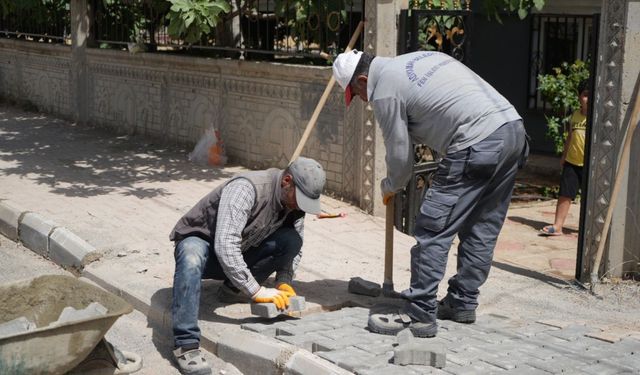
0, 39, 365, 207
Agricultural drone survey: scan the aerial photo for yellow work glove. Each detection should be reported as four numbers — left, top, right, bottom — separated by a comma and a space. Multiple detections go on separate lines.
251, 286, 289, 310
383, 192, 395, 206
276, 283, 296, 297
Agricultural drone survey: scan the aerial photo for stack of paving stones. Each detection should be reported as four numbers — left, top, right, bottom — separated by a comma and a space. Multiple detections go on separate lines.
241, 307, 640, 374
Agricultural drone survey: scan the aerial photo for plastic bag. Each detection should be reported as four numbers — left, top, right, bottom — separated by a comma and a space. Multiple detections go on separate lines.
189, 128, 227, 167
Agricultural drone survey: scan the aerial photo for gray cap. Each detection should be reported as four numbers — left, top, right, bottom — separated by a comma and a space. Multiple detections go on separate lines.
289, 157, 326, 214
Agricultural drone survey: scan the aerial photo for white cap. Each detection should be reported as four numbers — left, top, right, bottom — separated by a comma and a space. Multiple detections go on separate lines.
332, 50, 363, 106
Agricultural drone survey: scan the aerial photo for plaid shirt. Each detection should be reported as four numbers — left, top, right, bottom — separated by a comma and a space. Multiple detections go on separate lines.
214, 178, 304, 296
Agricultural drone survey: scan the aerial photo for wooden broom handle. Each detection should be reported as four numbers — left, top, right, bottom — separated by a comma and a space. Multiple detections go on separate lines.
289, 20, 365, 163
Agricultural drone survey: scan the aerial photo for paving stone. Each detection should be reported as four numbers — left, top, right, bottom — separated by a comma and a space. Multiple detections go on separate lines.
319, 326, 367, 340
312, 337, 344, 352
397, 328, 414, 345
19, 212, 56, 257
609, 337, 640, 354
502, 364, 552, 374
610, 353, 640, 371
356, 364, 421, 375
447, 336, 500, 352
316, 346, 380, 373
284, 349, 352, 375
530, 332, 577, 345
251, 296, 306, 318
321, 316, 363, 329
241, 322, 277, 336
276, 322, 330, 336
393, 341, 446, 368
441, 361, 505, 374
355, 341, 395, 356
575, 359, 636, 375
547, 324, 591, 341
277, 333, 328, 352
526, 355, 592, 373
514, 323, 561, 337
406, 365, 451, 374
348, 277, 381, 297
480, 355, 520, 370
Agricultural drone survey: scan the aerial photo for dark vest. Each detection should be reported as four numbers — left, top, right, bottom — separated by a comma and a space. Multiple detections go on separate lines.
169, 169, 303, 247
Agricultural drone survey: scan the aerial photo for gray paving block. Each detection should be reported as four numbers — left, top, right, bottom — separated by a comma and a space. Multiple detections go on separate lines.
393, 342, 446, 368
0, 201, 25, 241
526, 355, 591, 373
241, 321, 295, 337
357, 364, 421, 375
319, 326, 367, 340
0, 316, 36, 338
278, 333, 328, 352
284, 349, 352, 375
49, 227, 98, 268
311, 337, 343, 353
502, 364, 551, 374
547, 324, 590, 341
576, 359, 636, 375
397, 328, 414, 345
251, 296, 306, 318
19, 212, 57, 257
348, 277, 381, 297
276, 322, 329, 336
317, 346, 379, 372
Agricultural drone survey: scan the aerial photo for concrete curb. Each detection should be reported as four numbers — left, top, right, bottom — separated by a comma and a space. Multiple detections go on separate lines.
50, 227, 100, 269
0, 200, 24, 241
19, 212, 56, 257
0, 200, 351, 374
0, 200, 98, 270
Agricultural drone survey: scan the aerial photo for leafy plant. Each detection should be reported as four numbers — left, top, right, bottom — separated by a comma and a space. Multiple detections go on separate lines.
412, 0, 546, 22
537, 60, 590, 154
167, 0, 231, 44
484, 0, 545, 21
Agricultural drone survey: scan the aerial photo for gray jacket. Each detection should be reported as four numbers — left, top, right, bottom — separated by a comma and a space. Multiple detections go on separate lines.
367, 52, 522, 194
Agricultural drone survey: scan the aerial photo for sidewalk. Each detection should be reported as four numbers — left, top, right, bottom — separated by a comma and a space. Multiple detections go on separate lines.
2, 104, 638, 374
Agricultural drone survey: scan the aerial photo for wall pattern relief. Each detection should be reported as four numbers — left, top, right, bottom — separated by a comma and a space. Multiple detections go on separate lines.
581, 0, 628, 278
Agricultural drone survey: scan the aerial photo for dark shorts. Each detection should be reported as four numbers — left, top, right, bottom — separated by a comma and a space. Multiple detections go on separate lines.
559, 162, 583, 199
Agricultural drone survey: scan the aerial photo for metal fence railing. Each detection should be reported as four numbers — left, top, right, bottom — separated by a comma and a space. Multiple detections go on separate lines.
527, 14, 597, 110
0, 1, 70, 44
93, 0, 364, 63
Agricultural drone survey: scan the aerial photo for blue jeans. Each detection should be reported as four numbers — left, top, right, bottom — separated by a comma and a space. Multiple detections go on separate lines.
171, 227, 302, 349
402, 120, 527, 324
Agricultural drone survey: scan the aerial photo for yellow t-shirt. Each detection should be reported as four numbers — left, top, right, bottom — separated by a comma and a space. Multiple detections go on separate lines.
565, 111, 586, 166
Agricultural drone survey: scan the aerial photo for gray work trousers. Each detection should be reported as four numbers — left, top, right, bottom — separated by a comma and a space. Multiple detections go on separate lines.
403, 120, 527, 324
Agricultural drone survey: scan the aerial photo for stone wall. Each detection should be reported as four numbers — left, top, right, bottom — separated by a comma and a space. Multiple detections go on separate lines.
0, 39, 364, 205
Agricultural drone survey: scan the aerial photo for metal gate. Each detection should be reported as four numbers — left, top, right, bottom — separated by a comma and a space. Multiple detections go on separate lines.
393, 7, 473, 235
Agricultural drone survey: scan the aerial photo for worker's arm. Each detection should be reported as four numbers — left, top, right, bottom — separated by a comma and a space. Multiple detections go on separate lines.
373, 97, 415, 195
214, 179, 261, 297
275, 213, 304, 287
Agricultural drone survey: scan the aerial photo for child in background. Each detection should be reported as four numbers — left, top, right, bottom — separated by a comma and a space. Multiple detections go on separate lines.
540, 81, 589, 236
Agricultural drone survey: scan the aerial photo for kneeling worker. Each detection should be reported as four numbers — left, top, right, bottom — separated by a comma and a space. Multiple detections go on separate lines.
169, 157, 326, 375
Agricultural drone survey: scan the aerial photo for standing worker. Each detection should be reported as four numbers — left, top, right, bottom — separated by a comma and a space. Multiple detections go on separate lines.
333, 50, 528, 337
169, 157, 326, 374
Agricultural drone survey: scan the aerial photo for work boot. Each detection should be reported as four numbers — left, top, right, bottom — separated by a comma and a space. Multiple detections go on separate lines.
216, 282, 250, 304
173, 347, 212, 375
437, 296, 476, 323
368, 308, 437, 338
